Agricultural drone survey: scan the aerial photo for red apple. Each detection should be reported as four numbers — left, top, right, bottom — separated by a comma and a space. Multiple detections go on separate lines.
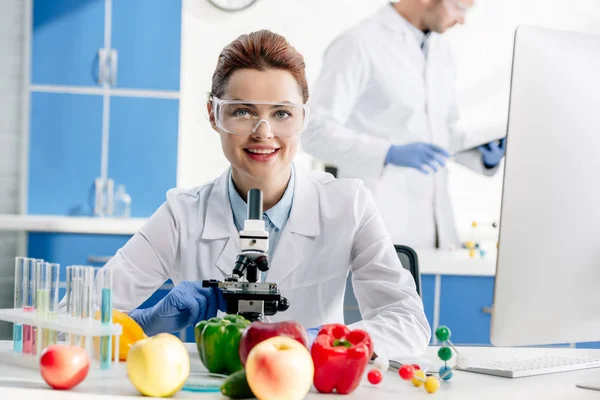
40, 344, 90, 390
245, 336, 314, 400
239, 321, 309, 366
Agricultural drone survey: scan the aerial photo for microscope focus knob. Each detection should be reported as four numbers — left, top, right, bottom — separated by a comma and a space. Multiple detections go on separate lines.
255, 256, 269, 272
277, 297, 290, 312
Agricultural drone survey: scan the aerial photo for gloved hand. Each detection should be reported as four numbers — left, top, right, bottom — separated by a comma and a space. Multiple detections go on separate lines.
385, 143, 450, 174
478, 138, 506, 168
306, 326, 323, 348
129, 281, 227, 336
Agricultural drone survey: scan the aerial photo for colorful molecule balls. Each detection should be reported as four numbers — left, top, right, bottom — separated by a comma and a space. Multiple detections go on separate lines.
439, 365, 453, 381
425, 376, 440, 393
435, 326, 451, 342
438, 346, 453, 361
411, 370, 425, 387
373, 355, 389, 372
399, 364, 415, 380
472, 221, 478, 228
412, 364, 420, 370
367, 369, 383, 385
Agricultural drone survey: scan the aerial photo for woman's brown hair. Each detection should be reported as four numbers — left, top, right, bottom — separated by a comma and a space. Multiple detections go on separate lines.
210, 30, 309, 103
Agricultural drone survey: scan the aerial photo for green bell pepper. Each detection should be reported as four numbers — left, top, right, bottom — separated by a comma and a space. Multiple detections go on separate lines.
195, 314, 251, 375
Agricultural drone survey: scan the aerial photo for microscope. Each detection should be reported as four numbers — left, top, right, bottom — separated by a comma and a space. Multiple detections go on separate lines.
202, 188, 290, 322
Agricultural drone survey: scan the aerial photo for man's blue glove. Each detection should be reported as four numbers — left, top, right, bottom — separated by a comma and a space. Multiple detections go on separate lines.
129, 281, 227, 336
478, 138, 506, 169
306, 326, 322, 348
385, 143, 450, 174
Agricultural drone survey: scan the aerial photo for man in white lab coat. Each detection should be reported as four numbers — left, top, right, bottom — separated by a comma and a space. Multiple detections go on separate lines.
302, 0, 506, 249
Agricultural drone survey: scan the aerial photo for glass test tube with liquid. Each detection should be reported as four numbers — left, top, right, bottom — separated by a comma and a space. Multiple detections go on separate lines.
48, 262, 60, 345
36, 262, 60, 351
13, 257, 26, 353
80, 266, 95, 353
23, 258, 42, 354
99, 269, 113, 370
67, 266, 83, 346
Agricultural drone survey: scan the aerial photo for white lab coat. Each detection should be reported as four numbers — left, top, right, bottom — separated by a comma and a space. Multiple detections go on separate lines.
301, 4, 498, 249
98, 165, 430, 358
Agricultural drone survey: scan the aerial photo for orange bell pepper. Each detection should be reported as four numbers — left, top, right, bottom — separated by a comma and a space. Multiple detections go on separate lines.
93, 309, 147, 361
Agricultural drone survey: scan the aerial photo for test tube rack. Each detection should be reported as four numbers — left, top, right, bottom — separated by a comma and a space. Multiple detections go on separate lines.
0, 308, 122, 375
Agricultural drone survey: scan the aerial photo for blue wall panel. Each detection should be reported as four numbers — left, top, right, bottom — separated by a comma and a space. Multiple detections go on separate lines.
107, 96, 179, 218
28, 92, 103, 216
111, 0, 182, 91
32, 0, 105, 86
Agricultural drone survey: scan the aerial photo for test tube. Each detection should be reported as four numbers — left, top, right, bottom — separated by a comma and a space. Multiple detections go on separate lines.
80, 266, 95, 352
23, 258, 41, 354
69, 266, 84, 346
13, 257, 26, 353
99, 269, 113, 370
35, 261, 51, 355
47, 263, 60, 345
65, 266, 74, 344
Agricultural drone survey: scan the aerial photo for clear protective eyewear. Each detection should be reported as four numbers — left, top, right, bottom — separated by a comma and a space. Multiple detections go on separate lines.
212, 96, 310, 137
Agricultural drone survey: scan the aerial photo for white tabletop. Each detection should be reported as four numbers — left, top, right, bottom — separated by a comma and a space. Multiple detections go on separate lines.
1, 342, 600, 399
0, 214, 146, 235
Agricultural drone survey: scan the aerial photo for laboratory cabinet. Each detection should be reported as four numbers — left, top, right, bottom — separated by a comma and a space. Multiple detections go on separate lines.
27, 0, 182, 218
421, 274, 436, 343
28, 92, 103, 216
107, 96, 179, 217
342, 273, 494, 346
27, 232, 131, 279
437, 275, 495, 345
31, 0, 182, 91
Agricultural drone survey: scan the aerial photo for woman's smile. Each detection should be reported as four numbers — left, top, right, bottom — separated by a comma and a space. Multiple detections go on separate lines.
243, 145, 281, 162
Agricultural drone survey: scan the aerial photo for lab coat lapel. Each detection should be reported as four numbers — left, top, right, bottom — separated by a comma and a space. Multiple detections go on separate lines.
378, 4, 426, 68
265, 167, 320, 286
201, 168, 240, 277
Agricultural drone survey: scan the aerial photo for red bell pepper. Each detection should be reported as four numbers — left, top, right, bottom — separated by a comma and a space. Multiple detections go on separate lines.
311, 323, 374, 394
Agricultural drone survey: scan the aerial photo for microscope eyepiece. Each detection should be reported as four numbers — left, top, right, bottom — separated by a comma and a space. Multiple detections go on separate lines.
233, 254, 249, 277
247, 189, 263, 220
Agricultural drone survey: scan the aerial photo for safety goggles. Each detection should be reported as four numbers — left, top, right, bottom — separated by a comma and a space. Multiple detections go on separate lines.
211, 96, 310, 137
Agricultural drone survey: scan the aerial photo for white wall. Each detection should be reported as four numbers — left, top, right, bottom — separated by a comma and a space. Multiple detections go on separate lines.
443, 0, 600, 236
178, 0, 389, 189
0, 0, 25, 338
178, 0, 600, 238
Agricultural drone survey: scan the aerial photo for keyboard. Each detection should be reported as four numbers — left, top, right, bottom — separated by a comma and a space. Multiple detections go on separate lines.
457, 356, 600, 378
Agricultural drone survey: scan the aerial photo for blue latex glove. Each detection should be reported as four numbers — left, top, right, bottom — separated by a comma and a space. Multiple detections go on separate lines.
478, 138, 506, 168
385, 143, 450, 174
306, 326, 322, 348
129, 281, 227, 336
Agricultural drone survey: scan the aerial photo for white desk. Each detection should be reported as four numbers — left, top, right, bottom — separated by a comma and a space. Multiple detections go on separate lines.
1, 342, 600, 399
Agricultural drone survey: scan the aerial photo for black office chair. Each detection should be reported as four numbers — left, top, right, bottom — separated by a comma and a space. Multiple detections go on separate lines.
394, 244, 421, 297
343, 244, 421, 323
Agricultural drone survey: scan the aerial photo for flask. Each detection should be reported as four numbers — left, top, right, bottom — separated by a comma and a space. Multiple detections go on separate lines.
113, 184, 131, 218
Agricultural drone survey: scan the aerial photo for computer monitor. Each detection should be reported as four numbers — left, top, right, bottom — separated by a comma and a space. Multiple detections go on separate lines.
490, 24, 600, 348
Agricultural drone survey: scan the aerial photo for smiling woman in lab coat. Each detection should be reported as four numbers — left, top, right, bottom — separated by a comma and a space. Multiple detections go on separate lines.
96, 30, 430, 358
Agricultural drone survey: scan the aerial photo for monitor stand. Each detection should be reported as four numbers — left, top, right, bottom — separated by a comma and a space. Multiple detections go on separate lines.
576, 383, 600, 391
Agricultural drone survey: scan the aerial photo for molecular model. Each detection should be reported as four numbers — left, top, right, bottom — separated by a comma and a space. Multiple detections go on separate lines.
367, 325, 465, 394
462, 221, 499, 259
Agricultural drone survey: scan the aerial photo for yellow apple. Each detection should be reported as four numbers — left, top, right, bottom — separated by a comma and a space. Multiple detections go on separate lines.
245, 336, 314, 400
126, 333, 190, 397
